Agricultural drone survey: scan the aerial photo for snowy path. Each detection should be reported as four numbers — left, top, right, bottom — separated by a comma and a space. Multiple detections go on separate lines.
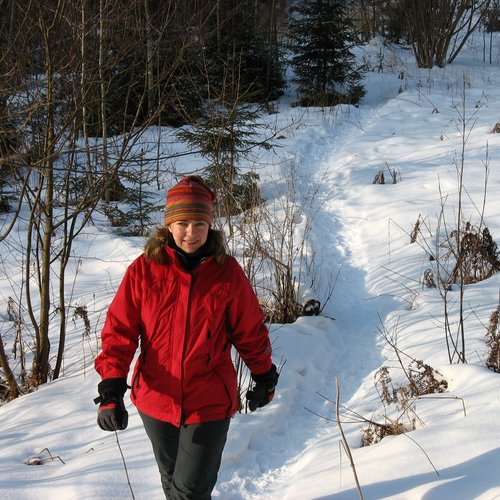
215, 76, 405, 499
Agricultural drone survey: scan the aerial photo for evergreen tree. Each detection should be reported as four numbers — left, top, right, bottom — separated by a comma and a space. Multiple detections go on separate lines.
203, 0, 285, 103
0, 169, 14, 213
0, 99, 19, 213
102, 155, 163, 237
288, 0, 365, 106
177, 100, 270, 221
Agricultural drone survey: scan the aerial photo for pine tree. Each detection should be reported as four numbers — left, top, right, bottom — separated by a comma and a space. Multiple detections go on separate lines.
177, 100, 269, 222
102, 154, 163, 236
203, 0, 285, 103
288, 0, 365, 106
0, 99, 19, 213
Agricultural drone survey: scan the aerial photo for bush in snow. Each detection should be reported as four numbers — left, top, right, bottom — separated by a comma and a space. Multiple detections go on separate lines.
486, 305, 500, 373
361, 361, 448, 447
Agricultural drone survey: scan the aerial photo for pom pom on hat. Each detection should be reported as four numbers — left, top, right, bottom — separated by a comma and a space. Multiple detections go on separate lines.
165, 176, 216, 226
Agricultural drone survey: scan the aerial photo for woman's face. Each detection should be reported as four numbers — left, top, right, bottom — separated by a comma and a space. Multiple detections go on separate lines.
168, 220, 209, 253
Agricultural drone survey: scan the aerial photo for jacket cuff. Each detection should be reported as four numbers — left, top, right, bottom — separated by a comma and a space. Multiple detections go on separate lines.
249, 358, 273, 377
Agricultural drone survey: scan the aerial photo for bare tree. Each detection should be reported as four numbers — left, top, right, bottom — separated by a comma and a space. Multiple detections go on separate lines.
402, 0, 491, 68
0, 0, 175, 392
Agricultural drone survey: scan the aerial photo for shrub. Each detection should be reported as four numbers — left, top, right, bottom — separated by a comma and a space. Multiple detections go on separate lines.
423, 268, 437, 288
450, 223, 500, 285
373, 165, 399, 184
373, 169, 385, 184
486, 305, 500, 373
361, 361, 448, 446
375, 361, 448, 406
361, 419, 407, 447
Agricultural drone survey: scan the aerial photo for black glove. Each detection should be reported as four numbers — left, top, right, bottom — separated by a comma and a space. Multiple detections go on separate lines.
246, 364, 279, 412
94, 378, 129, 431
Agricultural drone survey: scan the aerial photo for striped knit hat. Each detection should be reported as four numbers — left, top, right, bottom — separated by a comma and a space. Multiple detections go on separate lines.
165, 176, 216, 226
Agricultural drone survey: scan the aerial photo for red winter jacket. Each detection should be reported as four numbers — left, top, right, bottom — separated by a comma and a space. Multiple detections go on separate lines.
94, 246, 272, 426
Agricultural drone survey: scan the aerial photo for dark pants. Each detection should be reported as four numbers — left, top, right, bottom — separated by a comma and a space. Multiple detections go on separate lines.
139, 411, 230, 500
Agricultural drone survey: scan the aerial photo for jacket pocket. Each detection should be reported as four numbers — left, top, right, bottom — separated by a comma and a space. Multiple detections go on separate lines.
203, 284, 232, 364
214, 362, 237, 417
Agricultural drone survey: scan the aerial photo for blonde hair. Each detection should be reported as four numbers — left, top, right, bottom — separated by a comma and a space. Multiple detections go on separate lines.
144, 226, 227, 265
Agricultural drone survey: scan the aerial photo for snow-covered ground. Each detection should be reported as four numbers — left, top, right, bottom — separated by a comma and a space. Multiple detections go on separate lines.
1, 34, 500, 499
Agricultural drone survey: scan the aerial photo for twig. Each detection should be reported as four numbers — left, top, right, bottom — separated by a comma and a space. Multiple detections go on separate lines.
25, 447, 65, 465
115, 431, 136, 500
400, 432, 440, 476
336, 379, 364, 500
414, 395, 467, 417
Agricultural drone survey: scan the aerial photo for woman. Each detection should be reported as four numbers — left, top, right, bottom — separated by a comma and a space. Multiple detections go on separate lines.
94, 175, 278, 499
